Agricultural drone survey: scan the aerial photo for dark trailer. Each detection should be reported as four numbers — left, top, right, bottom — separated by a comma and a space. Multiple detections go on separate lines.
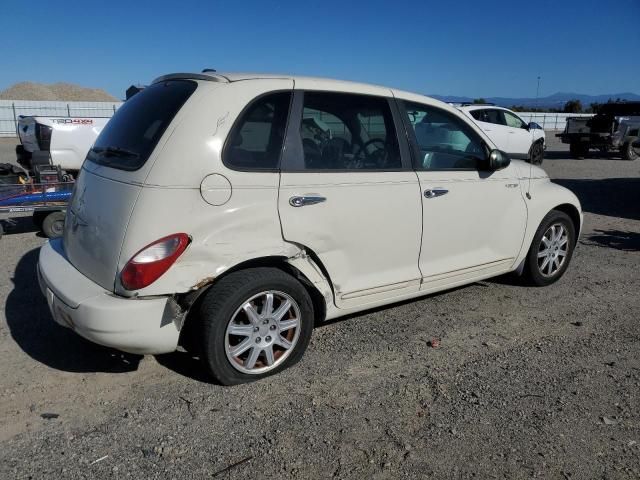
557, 101, 640, 160
0, 180, 73, 239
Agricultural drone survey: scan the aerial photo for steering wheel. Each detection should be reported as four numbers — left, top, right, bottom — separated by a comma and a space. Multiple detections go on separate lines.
352, 138, 387, 162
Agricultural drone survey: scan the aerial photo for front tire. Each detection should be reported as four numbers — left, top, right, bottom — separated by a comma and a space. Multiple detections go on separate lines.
523, 210, 576, 286
529, 141, 544, 165
197, 267, 314, 385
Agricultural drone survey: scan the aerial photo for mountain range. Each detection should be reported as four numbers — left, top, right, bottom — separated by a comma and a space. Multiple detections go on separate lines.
430, 92, 640, 109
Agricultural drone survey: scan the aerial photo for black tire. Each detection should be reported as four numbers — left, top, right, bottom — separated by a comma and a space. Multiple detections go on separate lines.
41, 211, 66, 239
197, 267, 314, 385
15, 145, 32, 169
569, 142, 588, 159
529, 141, 544, 165
523, 210, 576, 287
32, 211, 48, 229
621, 140, 638, 161
0, 222, 3, 239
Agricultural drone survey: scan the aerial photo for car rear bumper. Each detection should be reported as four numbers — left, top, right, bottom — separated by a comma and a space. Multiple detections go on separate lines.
38, 239, 181, 355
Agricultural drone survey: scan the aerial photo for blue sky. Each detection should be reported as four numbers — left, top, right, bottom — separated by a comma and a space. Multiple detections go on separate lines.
2, 0, 639, 99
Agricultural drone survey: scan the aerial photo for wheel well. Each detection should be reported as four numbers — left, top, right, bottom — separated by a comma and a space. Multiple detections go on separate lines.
553, 203, 581, 242
177, 256, 328, 352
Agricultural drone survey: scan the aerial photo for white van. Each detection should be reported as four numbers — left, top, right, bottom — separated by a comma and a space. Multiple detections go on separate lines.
457, 105, 546, 164
38, 72, 582, 385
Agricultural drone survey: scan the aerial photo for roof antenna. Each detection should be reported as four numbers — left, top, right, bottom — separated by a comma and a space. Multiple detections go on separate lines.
527, 77, 542, 200
202, 68, 217, 73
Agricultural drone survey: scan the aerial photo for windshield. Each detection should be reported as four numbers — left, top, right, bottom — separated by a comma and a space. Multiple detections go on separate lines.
86, 80, 197, 171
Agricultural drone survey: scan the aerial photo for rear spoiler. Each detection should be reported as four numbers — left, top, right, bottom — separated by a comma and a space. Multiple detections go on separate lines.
152, 72, 230, 84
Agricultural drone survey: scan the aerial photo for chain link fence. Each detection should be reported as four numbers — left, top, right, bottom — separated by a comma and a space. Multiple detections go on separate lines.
514, 112, 593, 131
0, 100, 122, 137
0, 99, 594, 138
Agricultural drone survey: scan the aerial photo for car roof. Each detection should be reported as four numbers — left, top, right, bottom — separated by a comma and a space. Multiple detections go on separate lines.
152, 71, 454, 107
154, 71, 390, 91
458, 104, 509, 111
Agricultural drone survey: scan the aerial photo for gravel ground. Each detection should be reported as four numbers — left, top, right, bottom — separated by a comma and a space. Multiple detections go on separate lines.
0, 136, 639, 479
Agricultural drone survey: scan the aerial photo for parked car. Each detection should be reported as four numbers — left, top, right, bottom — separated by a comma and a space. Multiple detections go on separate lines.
457, 104, 546, 164
16, 115, 111, 175
38, 72, 582, 385
556, 102, 640, 160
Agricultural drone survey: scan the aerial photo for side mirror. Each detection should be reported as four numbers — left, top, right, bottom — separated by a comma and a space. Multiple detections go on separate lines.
528, 122, 541, 130
488, 149, 511, 170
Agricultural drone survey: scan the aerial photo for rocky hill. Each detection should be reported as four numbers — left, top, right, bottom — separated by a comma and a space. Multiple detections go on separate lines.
0, 82, 118, 102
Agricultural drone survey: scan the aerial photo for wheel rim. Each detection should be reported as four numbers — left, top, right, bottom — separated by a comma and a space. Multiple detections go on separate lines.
225, 291, 301, 375
537, 223, 569, 277
51, 220, 64, 237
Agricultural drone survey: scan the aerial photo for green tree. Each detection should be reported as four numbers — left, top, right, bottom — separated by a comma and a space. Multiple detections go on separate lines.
563, 100, 583, 113
473, 98, 487, 104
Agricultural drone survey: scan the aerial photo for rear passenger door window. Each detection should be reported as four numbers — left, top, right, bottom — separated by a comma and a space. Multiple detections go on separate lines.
484, 109, 506, 126
402, 102, 486, 170
295, 92, 402, 170
224, 92, 291, 170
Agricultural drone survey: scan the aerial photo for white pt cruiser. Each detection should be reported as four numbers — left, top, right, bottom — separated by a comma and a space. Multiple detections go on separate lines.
38, 72, 582, 385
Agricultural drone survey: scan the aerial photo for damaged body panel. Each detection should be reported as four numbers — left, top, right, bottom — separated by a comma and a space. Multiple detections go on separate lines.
38, 71, 583, 378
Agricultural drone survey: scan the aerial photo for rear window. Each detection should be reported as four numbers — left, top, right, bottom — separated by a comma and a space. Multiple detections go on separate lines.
86, 80, 197, 171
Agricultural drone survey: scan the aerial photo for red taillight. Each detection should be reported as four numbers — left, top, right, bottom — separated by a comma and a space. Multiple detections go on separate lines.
121, 233, 190, 290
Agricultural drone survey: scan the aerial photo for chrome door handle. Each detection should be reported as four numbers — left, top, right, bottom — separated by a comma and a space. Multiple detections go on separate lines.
424, 188, 448, 199
289, 195, 326, 207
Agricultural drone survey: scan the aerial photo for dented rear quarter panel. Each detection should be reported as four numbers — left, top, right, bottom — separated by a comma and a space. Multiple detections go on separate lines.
115, 79, 296, 297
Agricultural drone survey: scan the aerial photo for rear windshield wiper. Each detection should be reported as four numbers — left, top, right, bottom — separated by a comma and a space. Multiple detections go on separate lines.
90, 146, 140, 158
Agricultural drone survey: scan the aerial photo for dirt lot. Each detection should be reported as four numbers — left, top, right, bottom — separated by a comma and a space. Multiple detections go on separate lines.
0, 136, 639, 479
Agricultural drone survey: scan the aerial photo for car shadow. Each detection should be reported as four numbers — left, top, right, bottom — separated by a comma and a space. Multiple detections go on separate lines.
544, 148, 628, 161
544, 149, 571, 160
553, 178, 640, 221
0, 216, 40, 236
5, 248, 142, 373
154, 351, 214, 384
582, 229, 640, 252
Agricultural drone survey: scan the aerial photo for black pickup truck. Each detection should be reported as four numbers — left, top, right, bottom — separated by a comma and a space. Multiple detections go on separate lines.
557, 102, 640, 160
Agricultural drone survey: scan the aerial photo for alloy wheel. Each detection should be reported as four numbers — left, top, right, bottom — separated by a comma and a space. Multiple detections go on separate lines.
224, 291, 301, 374
537, 223, 569, 277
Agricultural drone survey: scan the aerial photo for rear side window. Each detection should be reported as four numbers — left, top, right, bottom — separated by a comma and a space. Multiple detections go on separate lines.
223, 92, 291, 170
87, 80, 197, 171
469, 109, 484, 121
471, 109, 505, 126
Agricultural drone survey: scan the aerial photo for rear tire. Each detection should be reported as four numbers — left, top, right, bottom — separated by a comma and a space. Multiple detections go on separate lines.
197, 267, 314, 385
32, 211, 48, 229
523, 210, 576, 286
621, 140, 638, 161
41, 211, 65, 239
